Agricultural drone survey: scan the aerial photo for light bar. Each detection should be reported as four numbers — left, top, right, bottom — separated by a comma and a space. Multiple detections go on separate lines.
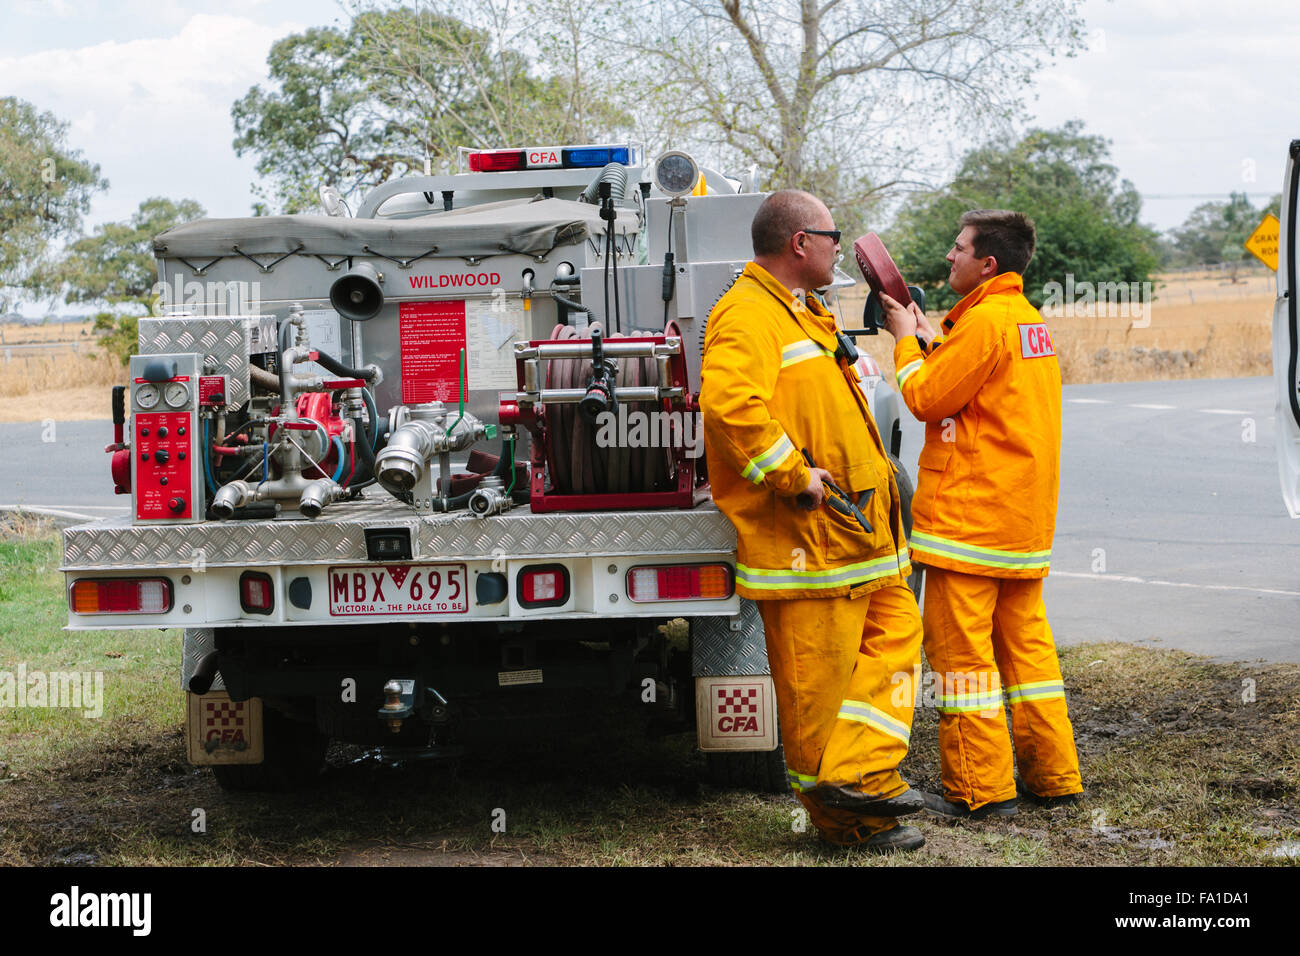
70, 577, 173, 615
626, 564, 734, 603
467, 145, 634, 173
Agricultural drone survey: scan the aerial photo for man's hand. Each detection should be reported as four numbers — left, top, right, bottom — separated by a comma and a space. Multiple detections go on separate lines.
914, 309, 937, 345
879, 292, 923, 340
796, 467, 834, 510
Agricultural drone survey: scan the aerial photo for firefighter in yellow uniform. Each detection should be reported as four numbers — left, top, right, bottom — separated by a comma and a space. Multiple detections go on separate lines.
880, 209, 1084, 817
701, 190, 925, 852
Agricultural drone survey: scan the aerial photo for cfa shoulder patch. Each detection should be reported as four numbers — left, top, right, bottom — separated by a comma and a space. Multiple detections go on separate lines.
1018, 322, 1056, 359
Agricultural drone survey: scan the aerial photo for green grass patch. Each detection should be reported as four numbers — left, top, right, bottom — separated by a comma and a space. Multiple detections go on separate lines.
0, 525, 182, 773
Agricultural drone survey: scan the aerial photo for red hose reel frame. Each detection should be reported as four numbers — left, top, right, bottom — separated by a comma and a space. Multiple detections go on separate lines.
500, 332, 710, 512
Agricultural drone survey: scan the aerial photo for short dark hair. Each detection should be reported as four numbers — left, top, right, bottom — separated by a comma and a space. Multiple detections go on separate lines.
959, 209, 1036, 275
752, 189, 821, 257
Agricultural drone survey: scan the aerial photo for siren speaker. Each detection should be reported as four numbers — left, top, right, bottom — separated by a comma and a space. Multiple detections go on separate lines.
330, 261, 384, 321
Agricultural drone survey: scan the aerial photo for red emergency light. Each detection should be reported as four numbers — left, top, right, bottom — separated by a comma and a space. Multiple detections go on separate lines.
468, 150, 527, 172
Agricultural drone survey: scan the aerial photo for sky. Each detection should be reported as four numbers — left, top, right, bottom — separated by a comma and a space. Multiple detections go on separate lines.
0, 0, 1297, 240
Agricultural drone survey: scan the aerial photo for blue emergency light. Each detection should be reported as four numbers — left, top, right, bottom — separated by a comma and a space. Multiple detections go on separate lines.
563, 146, 631, 167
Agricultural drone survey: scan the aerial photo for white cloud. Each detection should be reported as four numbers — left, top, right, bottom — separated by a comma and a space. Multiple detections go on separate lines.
0, 12, 304, 225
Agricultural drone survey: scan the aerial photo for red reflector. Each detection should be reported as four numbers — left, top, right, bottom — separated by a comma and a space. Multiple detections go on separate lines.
240, 571, 274, 614
518, 565, 569, 607
468, 150, 527, 172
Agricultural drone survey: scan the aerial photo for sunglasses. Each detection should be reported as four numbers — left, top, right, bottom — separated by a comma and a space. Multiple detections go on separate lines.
802, 228, 842, 244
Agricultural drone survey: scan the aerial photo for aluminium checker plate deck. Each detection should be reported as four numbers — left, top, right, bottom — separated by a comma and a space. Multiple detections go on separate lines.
61, 499, 739, 572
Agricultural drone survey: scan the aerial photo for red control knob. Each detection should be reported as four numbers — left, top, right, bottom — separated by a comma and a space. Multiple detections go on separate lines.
169, 497, 185, 514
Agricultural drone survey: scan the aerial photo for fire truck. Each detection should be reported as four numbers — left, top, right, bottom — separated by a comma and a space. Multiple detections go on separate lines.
61, 145, 915, 792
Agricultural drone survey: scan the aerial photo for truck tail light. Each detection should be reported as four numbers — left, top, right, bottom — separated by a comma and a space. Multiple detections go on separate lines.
517, 565, 569, 608
70, 578, 173, 614
468, 149, 527, 172
240, 571, 274, 615
626, 564, 734, 602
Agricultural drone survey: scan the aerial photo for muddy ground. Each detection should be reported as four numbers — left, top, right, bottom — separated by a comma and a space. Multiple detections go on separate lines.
2, 641, 1296, 867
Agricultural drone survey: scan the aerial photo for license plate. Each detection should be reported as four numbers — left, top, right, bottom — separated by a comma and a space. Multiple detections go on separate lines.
328, 563, 468, 616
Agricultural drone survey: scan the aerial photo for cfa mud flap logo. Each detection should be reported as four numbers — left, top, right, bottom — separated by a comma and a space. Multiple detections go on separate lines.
185, 692, 264, 765
694, 676, 777, 751
49, 886, 151, 936
202, 698, 249, 752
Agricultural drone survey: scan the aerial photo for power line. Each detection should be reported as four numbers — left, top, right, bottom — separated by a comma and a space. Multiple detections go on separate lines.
1141, 192, 1276, 200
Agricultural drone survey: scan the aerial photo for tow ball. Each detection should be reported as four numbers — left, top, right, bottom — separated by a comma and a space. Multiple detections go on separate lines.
378, 680, 414, 734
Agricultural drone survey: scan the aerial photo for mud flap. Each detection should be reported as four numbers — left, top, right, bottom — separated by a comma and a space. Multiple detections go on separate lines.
185, 690, 264, 765
694, 675, 777, 752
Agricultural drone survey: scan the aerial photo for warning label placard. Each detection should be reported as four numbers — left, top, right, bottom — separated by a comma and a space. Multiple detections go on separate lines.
400, 300, 467, 404
399, 299, 527, 403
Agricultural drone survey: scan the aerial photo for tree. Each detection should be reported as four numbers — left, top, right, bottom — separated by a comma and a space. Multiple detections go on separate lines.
886, 122, 1161, 311
1168, 192, 1280, 280
606, 0, 1087, 236
232, 3, 629, 213
48, 197, 206, 363
0, 97, 107, 306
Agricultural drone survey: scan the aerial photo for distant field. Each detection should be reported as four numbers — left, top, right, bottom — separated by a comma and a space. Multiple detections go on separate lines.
835, 267, 1275, 386
0, 320, 124, 421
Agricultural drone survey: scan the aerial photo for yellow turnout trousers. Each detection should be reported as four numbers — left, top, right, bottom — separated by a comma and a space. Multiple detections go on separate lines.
922, 568, 1083, 809
758, 583, 923, 843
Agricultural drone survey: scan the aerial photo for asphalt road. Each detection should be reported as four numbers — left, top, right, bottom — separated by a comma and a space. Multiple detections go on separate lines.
4, 376, 1297, 662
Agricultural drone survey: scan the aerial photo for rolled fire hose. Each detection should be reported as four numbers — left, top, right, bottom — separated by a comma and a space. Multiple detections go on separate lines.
543, 323, 670, 495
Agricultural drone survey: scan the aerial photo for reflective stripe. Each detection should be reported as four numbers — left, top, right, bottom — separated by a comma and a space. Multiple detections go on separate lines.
741, 433, 797, 485
837, 699, 911, 744
909, 531, 1051, 571
780, 339, 835, 368
787, 769, 818, 792
896, 358, 923, 388
936, 690, 1005, 714
1006, 680, 1065, 704
737, 548, 909, 591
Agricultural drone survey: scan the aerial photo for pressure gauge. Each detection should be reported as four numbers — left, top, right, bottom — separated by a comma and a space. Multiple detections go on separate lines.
164, 381, 190, 409
653, 151, 700, 198
136, 383, 160, 409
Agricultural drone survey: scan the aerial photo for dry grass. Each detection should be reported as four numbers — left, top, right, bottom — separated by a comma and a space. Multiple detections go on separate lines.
0, 319, 96, 346
0, 319, 124, 412
833, 268, 1276, 386
0, 350, 125, 422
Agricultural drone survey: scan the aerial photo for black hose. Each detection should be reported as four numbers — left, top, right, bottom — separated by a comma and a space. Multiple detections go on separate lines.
314, 349, 378, 383
348, 389, 381, 489
550, 285, 586, 315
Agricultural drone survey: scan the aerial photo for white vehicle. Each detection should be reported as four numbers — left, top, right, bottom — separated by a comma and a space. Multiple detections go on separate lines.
62, 146, 913, 792
1275, 139, 1300, 517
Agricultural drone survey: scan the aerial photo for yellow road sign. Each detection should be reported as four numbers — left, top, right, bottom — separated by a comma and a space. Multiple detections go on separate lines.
1244, 213, 1279, 271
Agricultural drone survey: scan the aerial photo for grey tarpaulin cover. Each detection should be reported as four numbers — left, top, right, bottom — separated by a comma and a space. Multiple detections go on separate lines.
154, 196, 637, 260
